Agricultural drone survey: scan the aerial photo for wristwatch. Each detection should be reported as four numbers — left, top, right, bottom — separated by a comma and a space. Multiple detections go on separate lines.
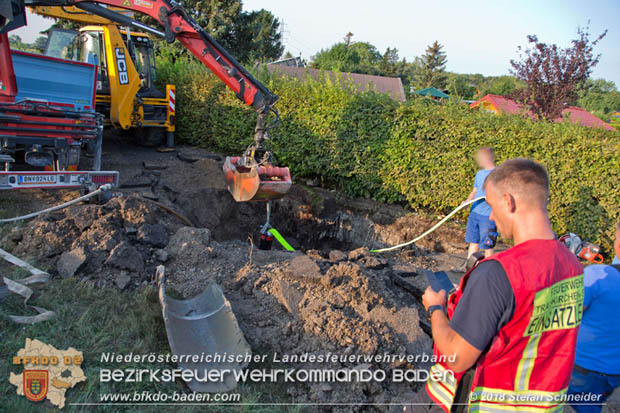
427, 305, 445, 318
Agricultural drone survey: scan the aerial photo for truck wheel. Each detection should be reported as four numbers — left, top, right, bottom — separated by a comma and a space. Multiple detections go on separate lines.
136, 127, 165, 147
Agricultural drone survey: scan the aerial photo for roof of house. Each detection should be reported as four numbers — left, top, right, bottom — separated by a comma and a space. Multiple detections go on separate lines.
415, 87, 449, 99
470, 94, 527, 115
470, 94, 615, 131
560, 106, 615, 131
265, 65, 406, 102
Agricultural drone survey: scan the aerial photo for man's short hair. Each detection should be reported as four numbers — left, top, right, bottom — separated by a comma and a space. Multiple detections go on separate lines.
477, 146, 495, 161
484, 158, 549, 205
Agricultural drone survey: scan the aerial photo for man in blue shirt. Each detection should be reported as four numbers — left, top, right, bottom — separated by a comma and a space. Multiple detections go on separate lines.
568, 221, 620, 412
463, 147, 496, 259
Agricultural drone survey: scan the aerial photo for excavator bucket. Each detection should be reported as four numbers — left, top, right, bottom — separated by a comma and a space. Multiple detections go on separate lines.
157, 266, 251, 392
223, 156, 292, 202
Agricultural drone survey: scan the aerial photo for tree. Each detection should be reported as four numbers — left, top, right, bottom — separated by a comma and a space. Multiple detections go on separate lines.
442, 72, 485, 99
577, 79, 620, 121
50, 19, 81, 31
232, 9, 284, 63
377, 47, 412, 90
379, 47, 400, 76
311, 41, 382, 74
477, 75, 521, 97
441, 72, 524, 100
177, 0, 241, 50
311, 41, 413, 93
8, 34, 31, 51
447, 75, 476, 98
581, 78, 616, 94
141, 0, 282, 63
8, 34, 23, 46
510, 26, 607, 119
33, 36, 47, 53
174, 1, 283, 63
411, 41, 447, 89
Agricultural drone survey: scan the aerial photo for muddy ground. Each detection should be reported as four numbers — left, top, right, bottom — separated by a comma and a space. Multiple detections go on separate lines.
2, 135, 616, 412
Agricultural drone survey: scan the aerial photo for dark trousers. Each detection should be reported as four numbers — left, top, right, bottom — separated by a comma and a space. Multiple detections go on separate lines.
567, 364, 620, 413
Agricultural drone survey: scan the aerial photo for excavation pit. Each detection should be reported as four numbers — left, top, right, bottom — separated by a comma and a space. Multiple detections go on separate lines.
0, 143, 474, 409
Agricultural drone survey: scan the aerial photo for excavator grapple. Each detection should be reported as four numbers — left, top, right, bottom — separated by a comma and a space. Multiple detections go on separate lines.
223, 156, 291, 202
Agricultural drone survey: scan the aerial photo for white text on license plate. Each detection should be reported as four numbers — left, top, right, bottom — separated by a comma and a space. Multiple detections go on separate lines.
19, 175, 57, 184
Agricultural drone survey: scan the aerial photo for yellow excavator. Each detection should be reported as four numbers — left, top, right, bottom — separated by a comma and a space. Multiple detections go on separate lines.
22, 0, 292, 204
32, 5, 176, 148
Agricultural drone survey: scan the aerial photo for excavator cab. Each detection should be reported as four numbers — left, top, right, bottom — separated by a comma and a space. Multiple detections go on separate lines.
45, 27, 157, 95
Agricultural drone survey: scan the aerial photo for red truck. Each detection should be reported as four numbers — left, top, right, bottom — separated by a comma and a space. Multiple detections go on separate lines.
0, 24, 118, 191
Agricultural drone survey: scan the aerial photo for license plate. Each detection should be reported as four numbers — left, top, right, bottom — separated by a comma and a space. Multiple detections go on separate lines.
18, 175, 57, 184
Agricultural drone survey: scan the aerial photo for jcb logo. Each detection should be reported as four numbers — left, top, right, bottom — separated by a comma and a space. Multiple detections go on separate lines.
115, 48, 129, 85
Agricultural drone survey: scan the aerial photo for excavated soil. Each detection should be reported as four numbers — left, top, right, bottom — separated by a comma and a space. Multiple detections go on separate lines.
0, 137, 483, 410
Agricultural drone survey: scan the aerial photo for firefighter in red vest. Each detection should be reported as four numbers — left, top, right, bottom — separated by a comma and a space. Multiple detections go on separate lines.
411, 158, 584, 412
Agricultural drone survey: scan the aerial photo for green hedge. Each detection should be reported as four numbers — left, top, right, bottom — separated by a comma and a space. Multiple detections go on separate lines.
156, 57, 620, 255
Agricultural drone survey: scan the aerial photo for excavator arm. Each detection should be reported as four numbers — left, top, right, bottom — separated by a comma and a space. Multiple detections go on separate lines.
25, 0, 291, 202
27, 0, 276, 111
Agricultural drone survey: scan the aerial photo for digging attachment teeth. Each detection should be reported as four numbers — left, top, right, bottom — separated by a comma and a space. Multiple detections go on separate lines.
157, 266, 251, 392
223, 156, 292, 202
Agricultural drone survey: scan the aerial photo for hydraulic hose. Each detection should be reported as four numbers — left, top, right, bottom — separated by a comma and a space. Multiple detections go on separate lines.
0, 184, 112, 223
370, 197, 485, 253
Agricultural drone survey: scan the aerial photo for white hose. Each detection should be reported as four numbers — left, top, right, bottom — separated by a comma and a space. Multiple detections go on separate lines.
0, 184, 112, 223
371, 196, 485, 253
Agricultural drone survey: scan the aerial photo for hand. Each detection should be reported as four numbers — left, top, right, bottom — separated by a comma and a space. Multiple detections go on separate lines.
422, 286, 447, 311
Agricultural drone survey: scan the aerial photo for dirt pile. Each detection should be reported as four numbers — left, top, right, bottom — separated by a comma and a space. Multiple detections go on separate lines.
159, 239, 434, 408
233, 252, 431, 354
3, 195, 182, 290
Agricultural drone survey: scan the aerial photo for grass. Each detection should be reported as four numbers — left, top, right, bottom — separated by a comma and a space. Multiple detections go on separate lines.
0, 269, 299, 412
0, 195, 30, 249
0, 193, 33, 219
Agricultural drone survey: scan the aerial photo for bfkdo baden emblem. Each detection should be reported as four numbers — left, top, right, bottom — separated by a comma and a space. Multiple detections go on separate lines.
23, 370, 49, 402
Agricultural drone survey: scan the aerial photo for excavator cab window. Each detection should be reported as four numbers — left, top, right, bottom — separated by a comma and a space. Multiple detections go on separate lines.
77, 31, 109, 93
136, 40, 156, 90
121, 33, 156, 93
44, 28, 78, 60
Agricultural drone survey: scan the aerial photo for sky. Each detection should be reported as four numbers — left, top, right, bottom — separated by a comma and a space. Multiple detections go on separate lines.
13, 0, 620, 85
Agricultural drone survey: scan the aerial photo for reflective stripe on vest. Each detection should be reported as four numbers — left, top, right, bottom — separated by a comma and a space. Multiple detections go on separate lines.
425, 364, 457, 411
515, 333, 543, 392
